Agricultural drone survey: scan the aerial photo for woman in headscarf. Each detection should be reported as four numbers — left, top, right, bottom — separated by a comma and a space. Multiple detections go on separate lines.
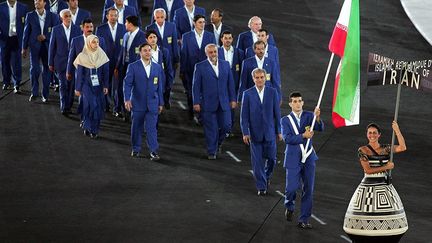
74, 35, 110, 138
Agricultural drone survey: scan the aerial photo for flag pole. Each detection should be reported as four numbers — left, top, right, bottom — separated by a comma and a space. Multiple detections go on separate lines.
387, 69, 403, 183
302, 53, 335, 161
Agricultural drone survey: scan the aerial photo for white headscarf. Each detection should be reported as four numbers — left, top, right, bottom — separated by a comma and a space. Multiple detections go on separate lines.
73, 35, 109, 69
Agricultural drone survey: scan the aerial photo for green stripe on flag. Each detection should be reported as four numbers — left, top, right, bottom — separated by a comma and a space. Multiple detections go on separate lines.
334, 0, 360, 120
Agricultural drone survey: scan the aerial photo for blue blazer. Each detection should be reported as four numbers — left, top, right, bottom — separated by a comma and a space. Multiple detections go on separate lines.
281, 111, 324, 168
180, 30, 216, 82
22, 10, 60, 52
238, 56, 281, 102
204, 23, 232, 46
75, 63, 110, 92
173, 6, 205, 39
67, 35, 107, 76
151, 0, 184, 23
155, 47, 174, 90
240, 86, 281, 142
145, 21, 179, 64
236, 31, 276, 51
117, 29, 146, 68
103, 0, 139, 15
218, 47, 245, 93
192, 59, 236, 112
72, 8, 91, 27
96, 23, 127, 68
0, 1, 28, 48
123, 60, 165, 112
245, 44, 280, 70
44, 0, 68, 14
102, 5, 140, 27
48, 24, 81, 72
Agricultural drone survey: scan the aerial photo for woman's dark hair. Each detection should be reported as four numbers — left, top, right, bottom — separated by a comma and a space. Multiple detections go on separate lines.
366, 123, 381, 134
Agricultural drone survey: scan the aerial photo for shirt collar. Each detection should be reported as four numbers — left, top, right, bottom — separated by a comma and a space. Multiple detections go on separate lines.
255, 85, 265, 93
141, 59, 152, 68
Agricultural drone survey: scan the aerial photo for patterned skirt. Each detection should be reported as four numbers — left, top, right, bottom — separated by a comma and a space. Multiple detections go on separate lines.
343, 175, 408, 242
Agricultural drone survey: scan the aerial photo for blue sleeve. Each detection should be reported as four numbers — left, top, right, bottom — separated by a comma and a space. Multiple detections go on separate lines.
238, 59, 247, 102
281, 117, 305, 145
123, 64, 134, 102
67, 40, 76, 75
192, 63, 201, 106
163, 48, 174, 89
274, 91, 281, 134
240, 92, 250, 136
102, 62, 109, 89
75, 65, 84, 92
158, 67, 165, 106
227, 64, 236, 102
22, 13, 30, 50
48, 30, 56, 67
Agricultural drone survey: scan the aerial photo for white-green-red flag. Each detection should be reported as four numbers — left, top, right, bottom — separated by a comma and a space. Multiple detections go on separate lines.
328, 0, 360, 128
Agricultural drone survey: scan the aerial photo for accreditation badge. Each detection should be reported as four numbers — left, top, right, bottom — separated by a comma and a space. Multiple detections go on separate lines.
22, 17, 25, 23
266, 73, 271, 81
235, 64, 240, 72
48, 27, 52, 33
120, 38, 123, 45
135, 47, 139, 54
91, 74, 100, 86
167, 36, 172, 44
153, 77, 158, 84
162, 63, 165, 69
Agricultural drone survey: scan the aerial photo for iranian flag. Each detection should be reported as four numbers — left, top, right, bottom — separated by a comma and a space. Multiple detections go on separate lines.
328, 0, 360, 128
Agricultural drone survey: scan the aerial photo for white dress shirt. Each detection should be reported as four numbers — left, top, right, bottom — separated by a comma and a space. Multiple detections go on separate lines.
109, 22, 118, 41
141, 59, 151, 78
165, 0, 174, 20
62, 23, 71, 43
212, 23, 222, 46
223, 45, 234, 67
115, 5, 125, 24
293, 111, 303, 126
38, 9, 47, 35
194, 30, 203, 49
124, 0, 129, 5
255, 55, 265, 69
157, 21, 165, 40
185, 5, 195, 30
255, 86, 265, 103
8, 2, 17, 36
70, 8, 79, 25
251, 30, 258, 43
208, 59, 219, 77
151, 46, 159, 64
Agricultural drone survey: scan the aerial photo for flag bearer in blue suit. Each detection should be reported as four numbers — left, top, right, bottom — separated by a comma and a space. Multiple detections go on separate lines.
74, 35, 109, 139
240, 68, 281, 196
48, 9, 81, 114
192, 44, 236, 160
180, 14, 216, 121
124, 43, 164, 161
96, 7, 126, 112
0, 0, 27, 93
281, 91, 324, 229
22, 0, 59, 102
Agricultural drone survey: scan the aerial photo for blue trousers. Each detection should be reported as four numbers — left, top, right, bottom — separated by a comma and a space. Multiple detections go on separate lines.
131, 110, 159, 153
250, 140, 276, 191
284, 159, 316, 223
201, 105, 231, 155
29, 46, 50, 98
1, 36, 21, 87
57, 71, 75, 112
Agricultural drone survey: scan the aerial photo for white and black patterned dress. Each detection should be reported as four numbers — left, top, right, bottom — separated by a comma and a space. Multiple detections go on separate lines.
343, 144, 408, 243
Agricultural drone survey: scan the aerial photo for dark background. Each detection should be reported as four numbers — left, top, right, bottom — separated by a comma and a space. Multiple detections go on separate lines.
1, 0, 431, 242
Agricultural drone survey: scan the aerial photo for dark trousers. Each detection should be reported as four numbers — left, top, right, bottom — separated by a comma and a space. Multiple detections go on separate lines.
1, 36, 21, 87
29, 45, 51, 98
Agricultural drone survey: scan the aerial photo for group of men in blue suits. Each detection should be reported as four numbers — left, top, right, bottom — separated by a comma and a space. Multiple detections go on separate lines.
0, 0, 327, 229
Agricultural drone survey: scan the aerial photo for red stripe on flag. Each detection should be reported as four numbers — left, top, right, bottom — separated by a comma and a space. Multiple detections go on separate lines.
328, 24, 347, 57
332, 69, 346, 128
